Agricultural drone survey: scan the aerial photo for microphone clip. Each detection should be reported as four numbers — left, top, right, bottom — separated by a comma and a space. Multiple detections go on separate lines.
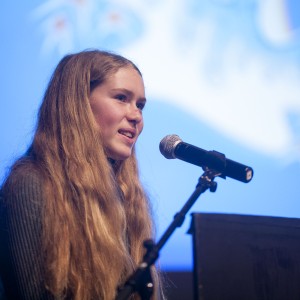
198, 167, 220, 192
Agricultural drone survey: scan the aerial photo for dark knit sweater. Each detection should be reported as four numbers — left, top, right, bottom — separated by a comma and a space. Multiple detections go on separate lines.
0, 171, 54, 300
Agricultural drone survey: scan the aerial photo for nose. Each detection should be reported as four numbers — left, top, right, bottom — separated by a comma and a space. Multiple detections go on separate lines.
127, 103, 143, 125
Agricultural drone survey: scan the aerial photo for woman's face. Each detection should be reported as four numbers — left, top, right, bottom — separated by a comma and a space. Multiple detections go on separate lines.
89, 66, 146, 161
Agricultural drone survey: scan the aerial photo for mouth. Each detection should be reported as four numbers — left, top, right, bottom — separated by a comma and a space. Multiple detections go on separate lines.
118, 129, 135, 139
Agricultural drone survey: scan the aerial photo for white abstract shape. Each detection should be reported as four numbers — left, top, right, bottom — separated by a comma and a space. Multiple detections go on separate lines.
256, 0, 294, 46
39, 14, 74, 55
123, 1, 300, 160
32, 0, 300, 160
96, 6, 136, 37
32, 0, 98, 55
70, 0, 97, 37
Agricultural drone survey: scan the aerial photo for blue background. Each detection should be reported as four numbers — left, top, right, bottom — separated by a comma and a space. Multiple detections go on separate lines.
1, 0, 300, 271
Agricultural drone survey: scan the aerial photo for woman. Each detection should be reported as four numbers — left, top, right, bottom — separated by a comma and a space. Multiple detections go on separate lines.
0, 50, 161, 299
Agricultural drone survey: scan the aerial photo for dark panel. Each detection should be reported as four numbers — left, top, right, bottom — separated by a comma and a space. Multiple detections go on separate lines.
163, 271, 193, 300
189, 213, 300, 300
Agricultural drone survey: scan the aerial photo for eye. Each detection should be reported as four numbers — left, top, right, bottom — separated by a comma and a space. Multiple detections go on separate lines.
115, 94, 127, 102
137, 101, 146, 111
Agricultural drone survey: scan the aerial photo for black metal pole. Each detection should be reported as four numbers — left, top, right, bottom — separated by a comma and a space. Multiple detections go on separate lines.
116, 169, 220, 300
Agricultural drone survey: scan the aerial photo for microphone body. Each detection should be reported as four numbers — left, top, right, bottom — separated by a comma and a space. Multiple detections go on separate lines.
159, 135, 253, 183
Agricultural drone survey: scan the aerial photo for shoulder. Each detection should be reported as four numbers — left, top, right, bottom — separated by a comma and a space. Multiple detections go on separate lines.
1, 161, 45, 216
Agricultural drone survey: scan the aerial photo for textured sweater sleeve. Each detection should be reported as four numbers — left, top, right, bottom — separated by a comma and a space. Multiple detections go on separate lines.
0, 172, 54, 300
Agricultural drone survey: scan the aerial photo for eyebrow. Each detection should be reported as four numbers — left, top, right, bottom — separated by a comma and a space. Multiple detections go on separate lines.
111, 88, 147, 102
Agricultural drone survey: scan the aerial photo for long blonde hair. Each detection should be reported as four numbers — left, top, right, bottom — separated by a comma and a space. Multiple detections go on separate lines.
17, 50, 158, 299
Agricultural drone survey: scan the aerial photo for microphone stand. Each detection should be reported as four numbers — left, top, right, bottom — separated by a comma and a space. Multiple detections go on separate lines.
116, 168, 221, 300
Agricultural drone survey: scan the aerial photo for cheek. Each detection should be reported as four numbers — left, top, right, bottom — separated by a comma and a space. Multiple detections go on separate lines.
90, 102, 115, 130
91, 110, 104, 130
95, 115, 116, 135
138, 120, 144, 135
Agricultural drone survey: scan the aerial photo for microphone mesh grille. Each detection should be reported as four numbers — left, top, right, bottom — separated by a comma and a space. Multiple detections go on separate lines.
159, 134, 182, 159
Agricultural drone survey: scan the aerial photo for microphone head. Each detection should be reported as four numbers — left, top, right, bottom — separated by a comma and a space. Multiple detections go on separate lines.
159, 134, 182, 159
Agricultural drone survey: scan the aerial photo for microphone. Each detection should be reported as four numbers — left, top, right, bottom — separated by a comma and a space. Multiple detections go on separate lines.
159, 134, 253, 183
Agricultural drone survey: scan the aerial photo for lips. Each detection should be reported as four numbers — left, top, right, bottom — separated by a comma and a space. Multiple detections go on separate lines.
118, 129, 135, 139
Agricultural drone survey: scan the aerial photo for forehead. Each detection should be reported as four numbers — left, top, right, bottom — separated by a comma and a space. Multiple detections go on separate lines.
106, 67, 145, 90
110, 66, 142, 81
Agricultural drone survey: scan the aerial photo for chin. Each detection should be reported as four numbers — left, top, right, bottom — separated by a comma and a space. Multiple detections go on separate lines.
106, 144, 133, 161
109, 152, 132, 161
